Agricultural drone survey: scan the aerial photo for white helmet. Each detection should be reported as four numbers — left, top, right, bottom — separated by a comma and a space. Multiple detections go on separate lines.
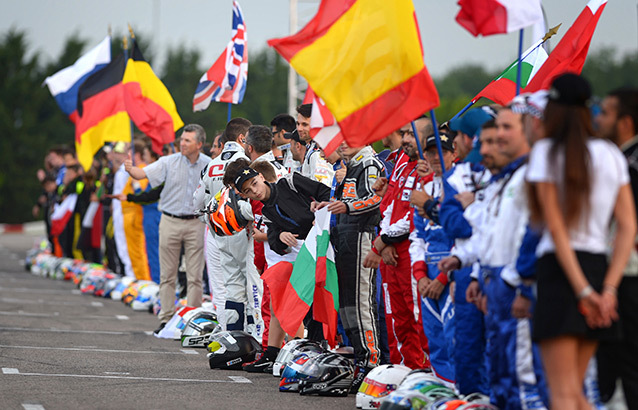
180, 310, 219, 348
356, 364, 411, 409
110, 276, 135, 301
131, 282, 160, 311
273, 339, 325, 377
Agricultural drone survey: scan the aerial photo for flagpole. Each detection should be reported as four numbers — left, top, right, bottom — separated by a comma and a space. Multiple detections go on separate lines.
450, 101, 476, 121
227, 102, 232, 123
410, 121, 425, 161
123, 34, 136, 166
516, 29, 524, 96
428, 110, 446, 174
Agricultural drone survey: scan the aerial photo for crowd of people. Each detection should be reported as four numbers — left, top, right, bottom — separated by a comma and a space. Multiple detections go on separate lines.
33, 73, 638, 409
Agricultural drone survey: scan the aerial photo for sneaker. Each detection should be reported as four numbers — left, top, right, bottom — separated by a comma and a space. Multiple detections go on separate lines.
243, 353, 274, 374
153, 322, 167, 335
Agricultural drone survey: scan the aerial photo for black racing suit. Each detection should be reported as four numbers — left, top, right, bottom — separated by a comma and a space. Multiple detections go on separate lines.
332, 146, 384, 368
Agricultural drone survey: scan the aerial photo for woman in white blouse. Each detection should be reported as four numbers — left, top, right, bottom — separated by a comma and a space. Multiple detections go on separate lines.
527, 73, 636, 409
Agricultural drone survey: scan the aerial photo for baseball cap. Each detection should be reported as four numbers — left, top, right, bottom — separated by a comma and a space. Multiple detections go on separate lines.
283, 129, 302, 143
425, 133, 455, 152
510, 90, 549, 119
449, 107, 495, 138
548, 73, 591, 107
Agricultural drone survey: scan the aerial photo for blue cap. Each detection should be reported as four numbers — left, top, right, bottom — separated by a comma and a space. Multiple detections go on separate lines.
449, 107, 495, 138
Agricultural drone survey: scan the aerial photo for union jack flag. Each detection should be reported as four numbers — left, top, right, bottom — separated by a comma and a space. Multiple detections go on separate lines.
193, 1, 248, 111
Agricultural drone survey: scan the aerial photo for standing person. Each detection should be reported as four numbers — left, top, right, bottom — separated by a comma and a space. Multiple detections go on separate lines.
595, 87, 638, 407
124, 124, 210, 334
527, 74, 636, 409
210, 133, 224, 160
270, 113, 297, 170
324, 142, 384, 390
223, 158, 331, 372
294, 103, 335, 187
112, 142, 135, 278
363, 117, 432, 370
245, 125, 288, 179
193, 118, 259, 334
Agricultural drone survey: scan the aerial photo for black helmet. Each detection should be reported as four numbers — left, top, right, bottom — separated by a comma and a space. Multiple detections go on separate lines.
207, 330, 262, 370
298, 352, 355, 397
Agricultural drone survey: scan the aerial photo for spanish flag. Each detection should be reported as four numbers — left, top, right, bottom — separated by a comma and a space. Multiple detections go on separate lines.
123, 42, 184, 155
268, 0, 439, 148
76, 54, 131, 171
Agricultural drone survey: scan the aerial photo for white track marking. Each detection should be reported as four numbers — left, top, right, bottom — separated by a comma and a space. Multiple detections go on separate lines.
0, 345, 199, 355
22, 405, 45, 410
0, 326, 126, 335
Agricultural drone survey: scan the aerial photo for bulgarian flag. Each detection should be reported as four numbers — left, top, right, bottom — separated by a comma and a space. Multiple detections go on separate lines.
524, 0, 607, 93
268, 0, 439, 151
262, 208, 339, 346
456, 0, 543, 37
473, 40, 548, 105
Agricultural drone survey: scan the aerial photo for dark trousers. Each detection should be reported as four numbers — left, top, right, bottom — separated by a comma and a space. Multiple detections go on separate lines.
597, 276, 638, 407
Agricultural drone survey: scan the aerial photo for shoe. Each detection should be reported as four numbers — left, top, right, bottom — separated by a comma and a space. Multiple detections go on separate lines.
153, 322, 167, 335
350, 365, 371, 394
243, 353, 274, 374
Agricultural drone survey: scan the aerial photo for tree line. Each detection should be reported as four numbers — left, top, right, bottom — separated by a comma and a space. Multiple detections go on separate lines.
1, 28, 637, 223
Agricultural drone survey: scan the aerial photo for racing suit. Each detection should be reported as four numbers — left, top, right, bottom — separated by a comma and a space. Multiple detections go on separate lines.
439, 162, 491, 395
452, 157, 548, 410
378, 156, 430, 370
193, 141, 261, 335
301, 141, 334, 188
410, 175, 455, 385
332, 146, 383, 368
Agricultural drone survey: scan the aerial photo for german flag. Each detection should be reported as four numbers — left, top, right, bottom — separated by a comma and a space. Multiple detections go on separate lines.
76, 53, 131, 171
123, 42, 184, 155
268, 0, 439, 148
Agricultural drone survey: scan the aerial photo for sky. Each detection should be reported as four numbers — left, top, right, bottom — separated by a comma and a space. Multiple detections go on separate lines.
2, 0, 636, 78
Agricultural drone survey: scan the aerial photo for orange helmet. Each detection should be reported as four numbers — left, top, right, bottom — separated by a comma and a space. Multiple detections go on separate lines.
206, 187, 251, 236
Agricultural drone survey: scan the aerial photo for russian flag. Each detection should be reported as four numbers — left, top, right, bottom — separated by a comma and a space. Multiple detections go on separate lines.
43, 36, 111, 123
193, 1, 248, 111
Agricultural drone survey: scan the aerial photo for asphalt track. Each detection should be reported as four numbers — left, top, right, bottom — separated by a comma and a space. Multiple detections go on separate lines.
0, 231, 354, 410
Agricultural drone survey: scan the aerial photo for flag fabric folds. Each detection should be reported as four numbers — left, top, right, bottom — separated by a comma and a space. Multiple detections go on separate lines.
123, 41, 184, 154
524, 0, 607, 93
43, 36, 111, 123
261, 208, 339, 346
455, 0, 543, 37
310, 94, 345, 156
193, 0, 248, 111
268, 0, 439, 150
473, 40, 548, 105
76, 54, 131, 171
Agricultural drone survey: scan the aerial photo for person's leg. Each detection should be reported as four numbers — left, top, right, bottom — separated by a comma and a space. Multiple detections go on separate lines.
182, 219, 204, 308
576, 339, 599, 410
421, 295, 454, 386
207, 232, 226, 327
157, 216, 182, 323
219, 233, 249, 331
618, 277, 638, 408
540, 336, 582, 410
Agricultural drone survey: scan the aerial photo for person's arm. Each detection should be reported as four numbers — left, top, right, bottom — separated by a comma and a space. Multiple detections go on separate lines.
124, 155, 147, 180
293, 172, 332, 202
440, 176, 473, 240
334, 163, 383, 215
127, 183, 164, 204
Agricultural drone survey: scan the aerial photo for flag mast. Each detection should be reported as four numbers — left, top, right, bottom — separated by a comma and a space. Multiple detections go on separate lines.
125, 25, 136, 164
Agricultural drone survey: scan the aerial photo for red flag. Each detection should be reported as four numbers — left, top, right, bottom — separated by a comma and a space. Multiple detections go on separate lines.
524, 0, 607, 93
455, 0, 543, 37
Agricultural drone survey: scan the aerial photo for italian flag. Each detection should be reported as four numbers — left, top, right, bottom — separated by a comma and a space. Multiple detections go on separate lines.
473, 40, 548, 105
456, 0, 543, 37
262, 207, 339, 346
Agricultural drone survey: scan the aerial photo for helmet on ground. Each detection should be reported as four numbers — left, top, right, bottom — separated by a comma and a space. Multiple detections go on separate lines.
273, 339, 325, 377
131, 282, 160, 311
111, 276, 135, 301
298, 352, 355, 397
206, 187, 251, 236
357, 364, 411, 409
180, 310, 218, 348
279, 350, 324, 392
207, 330, 262, 370
121, 281, 140, 306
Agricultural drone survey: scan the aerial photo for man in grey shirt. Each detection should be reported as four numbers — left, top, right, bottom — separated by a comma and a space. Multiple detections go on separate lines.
125, 124, 210, 333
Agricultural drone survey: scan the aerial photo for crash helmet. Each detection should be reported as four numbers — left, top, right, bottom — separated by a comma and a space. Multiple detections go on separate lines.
180, 310, 218, 348
279, 350, 324, 392
356, 364, 411, 409
206, 187, 251, 236
121, 281, 140, 306
110, 276, 135, 301
131, 282, 160, 311
396, 370, 442, 393
427, 398, 468, 410
207, 330, 262, 370
273, 339, 325, 377
297, 352, 355, 397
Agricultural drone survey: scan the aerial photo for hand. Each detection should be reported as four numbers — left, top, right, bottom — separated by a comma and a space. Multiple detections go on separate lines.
312, 201, 330, 211
107, 193, 126, 201
410, 189, 432, 208
454, 192, 475, 209
466, 280, 480, 304
124, 153, 133, 173
425, 279, 445, 300
32, 204, 40, 218
363, 250, 382, 269
335, 161, 347, 184
417, 277, 431, 298
478, 294, 488, 314
381, 245, 398, 266
36, 169, 46, 182
372, 177, 388, 197
252, 228, 267, 242
511, 294, 532, 319
579, 292, 606, 328
449, 281, 455, 303
327, 201, 347, 214
416, 159, 430, 177
438, 256, 461, 273
600, 289, 619, 324
279, 232, 299, 248
90, 193, 99, 202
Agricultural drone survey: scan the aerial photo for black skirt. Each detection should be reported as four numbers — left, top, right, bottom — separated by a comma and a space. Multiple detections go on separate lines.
533, 251, 620, 342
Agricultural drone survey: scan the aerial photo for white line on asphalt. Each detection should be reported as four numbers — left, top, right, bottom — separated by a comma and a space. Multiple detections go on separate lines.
0, 297, 103, 307
104, 372, 130, 375
0, 326, 126, 335
144, 331, 153, 336
22, 405, 45, 410
71, 290, 81, 295
116, 315, 129, 320
2, 368, 253, 384
180, 349, 199, 355
0, 286, 74, 295
0, 311, 128, 320
0, 345, 199, 355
